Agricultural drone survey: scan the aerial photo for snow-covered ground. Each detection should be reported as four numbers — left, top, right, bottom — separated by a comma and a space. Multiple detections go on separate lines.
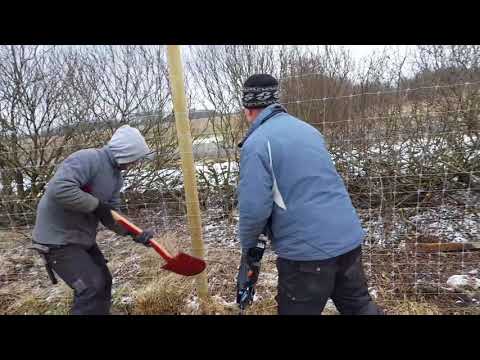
410, 207, 479, 243
361, 203, 479, 246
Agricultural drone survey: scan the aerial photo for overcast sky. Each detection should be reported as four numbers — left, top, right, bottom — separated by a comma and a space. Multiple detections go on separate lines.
345, 45, 414, 60
187, 45, 418, 110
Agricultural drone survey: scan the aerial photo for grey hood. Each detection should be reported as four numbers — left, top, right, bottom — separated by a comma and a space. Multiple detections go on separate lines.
107, 125, 154, 165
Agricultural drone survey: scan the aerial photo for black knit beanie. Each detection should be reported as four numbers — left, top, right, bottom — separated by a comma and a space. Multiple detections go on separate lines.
242, 74, 280, 109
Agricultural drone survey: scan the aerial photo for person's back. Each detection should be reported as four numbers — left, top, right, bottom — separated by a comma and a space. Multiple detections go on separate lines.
33, 147, 122, 248
236, 74, 382, 315
245, 108, 364, 260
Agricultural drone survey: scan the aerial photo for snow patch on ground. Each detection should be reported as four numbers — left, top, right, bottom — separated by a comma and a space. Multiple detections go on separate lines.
447, 275, 480, 291
361, 204, 479, 246
185, 296, 200, 312
410, 207, 479, 243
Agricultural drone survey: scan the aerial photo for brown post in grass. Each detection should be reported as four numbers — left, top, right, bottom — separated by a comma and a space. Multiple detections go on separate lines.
166, 45, 209, 302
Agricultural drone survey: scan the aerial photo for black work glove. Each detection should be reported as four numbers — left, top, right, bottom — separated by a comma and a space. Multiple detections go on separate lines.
236, 237, 267, 305
93, 201, 115, 228
132, 228, 154, 247
236, 249, 261, 305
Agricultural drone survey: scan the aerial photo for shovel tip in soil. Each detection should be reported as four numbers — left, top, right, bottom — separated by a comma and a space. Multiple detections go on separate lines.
162, 252, 207, 276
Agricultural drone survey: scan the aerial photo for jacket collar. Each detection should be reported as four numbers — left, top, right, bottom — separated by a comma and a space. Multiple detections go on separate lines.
102, 146, 120, 169
238, 103, 287, 148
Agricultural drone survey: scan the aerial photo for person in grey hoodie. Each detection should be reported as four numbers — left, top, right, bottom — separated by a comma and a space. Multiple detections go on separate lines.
33, 125, 155, 315
236, 74, 383, 315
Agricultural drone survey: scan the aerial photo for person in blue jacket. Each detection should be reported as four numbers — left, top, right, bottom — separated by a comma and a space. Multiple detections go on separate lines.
236, 74, 383, 315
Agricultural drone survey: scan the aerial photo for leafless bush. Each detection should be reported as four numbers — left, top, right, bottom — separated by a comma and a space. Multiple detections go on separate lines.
187, 45, 279, 215
0, 45, 176, 226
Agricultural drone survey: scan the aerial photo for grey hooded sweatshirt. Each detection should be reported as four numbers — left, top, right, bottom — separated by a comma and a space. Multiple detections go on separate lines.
33, 125, 153, 248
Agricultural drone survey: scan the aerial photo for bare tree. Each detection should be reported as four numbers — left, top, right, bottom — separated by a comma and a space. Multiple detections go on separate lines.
0, 45, 177, 226
187, 45, 279, 215
0, 46, 97, 225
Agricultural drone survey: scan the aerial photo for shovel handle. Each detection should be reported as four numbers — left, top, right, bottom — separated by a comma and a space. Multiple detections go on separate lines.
149, 239, 174, 261
111, 210, 142, 234
110, 210, 173, 260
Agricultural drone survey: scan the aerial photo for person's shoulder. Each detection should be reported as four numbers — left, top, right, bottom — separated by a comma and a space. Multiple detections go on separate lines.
267, 110, 300, 127
242, 131, 269, 153
285, 112, 322, 133
65, 148, 101, 164
281, 111, 307, 124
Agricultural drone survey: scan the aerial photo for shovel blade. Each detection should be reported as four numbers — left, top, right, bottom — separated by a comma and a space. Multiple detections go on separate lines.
162, 252, 206, 276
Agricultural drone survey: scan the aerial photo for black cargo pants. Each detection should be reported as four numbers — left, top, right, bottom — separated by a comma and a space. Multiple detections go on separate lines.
276, 246, 383, 315
45, 243, 112, 315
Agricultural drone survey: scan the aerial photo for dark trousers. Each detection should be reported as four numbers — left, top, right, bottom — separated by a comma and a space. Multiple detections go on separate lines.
45, 243, 112, 315
276, 246, 383, 315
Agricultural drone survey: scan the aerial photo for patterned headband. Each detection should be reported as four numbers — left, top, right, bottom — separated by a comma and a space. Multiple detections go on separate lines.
242, 85, 280, 108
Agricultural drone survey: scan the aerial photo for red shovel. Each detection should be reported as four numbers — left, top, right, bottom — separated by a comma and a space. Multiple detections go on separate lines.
111, 210, 206, 276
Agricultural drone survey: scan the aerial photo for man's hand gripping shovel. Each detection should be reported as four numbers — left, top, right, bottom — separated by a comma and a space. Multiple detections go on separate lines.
111, 210, 206, 276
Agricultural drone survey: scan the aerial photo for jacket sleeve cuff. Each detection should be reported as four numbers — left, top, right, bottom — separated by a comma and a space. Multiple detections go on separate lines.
240, 236, 258, 251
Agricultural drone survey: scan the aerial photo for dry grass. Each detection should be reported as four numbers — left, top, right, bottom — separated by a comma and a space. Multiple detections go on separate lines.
128, 242, 330, 315
5, 294, 52, 315
5, 283, 72, 315
131, 236, 196, 314
132, 275, 194, 315
0, 293, 21, 314
385, 297, 442, 315
0, 230, 30, 249
241, 297, 277, 315
89, 244, 480, 316
2, 227, 480, 315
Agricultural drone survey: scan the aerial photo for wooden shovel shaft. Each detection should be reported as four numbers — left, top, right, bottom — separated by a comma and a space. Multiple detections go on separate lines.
110, 210, 173, 260
414, 242, 480, 253
111, 210, 142, 233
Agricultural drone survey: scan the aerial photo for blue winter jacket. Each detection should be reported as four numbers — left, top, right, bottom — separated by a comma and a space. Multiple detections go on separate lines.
238, 104, 364, 261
